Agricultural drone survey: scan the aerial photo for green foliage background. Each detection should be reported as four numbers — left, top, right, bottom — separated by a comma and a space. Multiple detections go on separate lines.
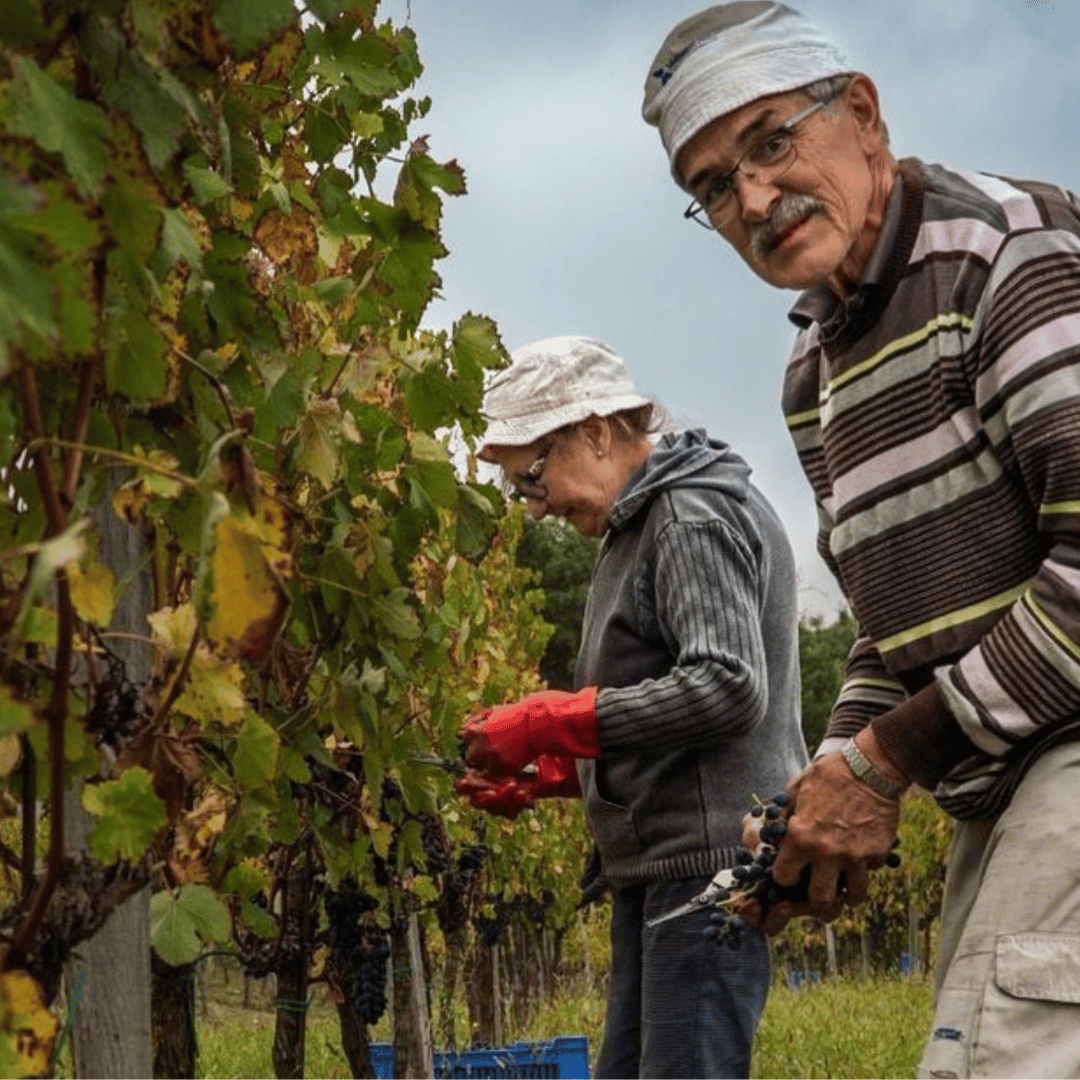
0, 0, 595, 1061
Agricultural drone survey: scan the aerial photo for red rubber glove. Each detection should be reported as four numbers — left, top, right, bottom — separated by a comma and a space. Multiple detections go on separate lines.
454, 754, 582, 819
459, 688, 600, 775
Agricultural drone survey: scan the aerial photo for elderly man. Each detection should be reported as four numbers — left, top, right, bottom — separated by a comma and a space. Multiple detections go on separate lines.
642, 3, 1080, 1078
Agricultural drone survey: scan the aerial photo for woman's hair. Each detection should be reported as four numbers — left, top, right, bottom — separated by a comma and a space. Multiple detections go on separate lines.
605, 399, 674, 444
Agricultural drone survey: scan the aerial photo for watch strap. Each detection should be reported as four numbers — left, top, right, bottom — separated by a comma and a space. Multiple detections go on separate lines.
841, 737, 903, 801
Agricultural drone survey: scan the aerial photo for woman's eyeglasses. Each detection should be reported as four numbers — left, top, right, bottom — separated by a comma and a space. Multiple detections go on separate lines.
509, 435, 557, 502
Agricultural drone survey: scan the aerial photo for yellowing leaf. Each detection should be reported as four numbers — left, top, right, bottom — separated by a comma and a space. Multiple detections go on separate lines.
0, 735, 21, 779
83, 766, 168, 863
296, 398, 349, 489
148, 603, 199, 659
201, 510, 289, 662
368, 820, 393, 860
111, 481, 152, 524
173, 658, 246, 727
67, 559, 117, 627
0, 969, 57, 1079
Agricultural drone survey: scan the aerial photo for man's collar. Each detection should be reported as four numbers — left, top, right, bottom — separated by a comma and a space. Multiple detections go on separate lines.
787, 173, 906, 330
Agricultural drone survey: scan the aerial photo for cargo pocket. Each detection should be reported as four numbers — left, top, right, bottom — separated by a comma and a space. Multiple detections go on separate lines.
995, 933, 1080, 1003
970, 933, 1080, 1078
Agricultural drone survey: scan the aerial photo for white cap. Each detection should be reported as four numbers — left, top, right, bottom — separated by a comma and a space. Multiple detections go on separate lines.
481, 336, 650, 449
642, 1, 852, 182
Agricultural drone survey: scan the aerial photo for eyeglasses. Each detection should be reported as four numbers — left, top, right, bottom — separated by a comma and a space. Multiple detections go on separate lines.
508, 435, 557, 503
683, 93, 838, 230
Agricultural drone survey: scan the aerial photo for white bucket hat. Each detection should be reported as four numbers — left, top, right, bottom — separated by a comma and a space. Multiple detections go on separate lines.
481, 336, 650, 449
642, 1, 852, 182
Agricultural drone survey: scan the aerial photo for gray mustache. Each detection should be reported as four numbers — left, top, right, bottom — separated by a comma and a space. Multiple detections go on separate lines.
749, 195, 821, 260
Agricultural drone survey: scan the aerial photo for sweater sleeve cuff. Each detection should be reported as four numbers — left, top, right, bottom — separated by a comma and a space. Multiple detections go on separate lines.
869, 682, 979, 791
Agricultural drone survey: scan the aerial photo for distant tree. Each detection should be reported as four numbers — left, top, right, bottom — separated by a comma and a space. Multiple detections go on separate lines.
515, 519, 600, 690
798, 610, 858, 752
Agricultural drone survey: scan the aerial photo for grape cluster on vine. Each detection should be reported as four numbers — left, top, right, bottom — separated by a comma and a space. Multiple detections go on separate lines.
324, 881, 390, 1026
702, 792, 902, 950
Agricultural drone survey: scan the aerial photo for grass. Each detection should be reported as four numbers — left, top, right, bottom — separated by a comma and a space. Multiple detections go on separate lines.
185, 963, 933, 1078
752, 973, 934, 1079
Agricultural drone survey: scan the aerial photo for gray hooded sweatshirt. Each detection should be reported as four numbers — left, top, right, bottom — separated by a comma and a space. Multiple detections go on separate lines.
576, 429, 808, 886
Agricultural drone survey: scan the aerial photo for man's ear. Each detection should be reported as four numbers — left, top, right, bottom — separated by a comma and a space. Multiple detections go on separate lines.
845, 73, 888, 153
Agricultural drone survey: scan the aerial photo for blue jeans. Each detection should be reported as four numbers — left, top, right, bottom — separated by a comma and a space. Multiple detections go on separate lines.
594, 877, 770, 1079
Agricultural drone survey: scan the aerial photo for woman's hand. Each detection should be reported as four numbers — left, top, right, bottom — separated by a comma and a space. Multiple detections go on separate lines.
458, 688, 600, 774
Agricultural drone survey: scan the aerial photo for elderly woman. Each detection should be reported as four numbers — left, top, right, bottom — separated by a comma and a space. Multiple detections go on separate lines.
456, 336, 807, 1080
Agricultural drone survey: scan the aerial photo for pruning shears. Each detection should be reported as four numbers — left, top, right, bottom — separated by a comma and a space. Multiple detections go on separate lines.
410, 754, 468, 777
645, 867, 737, 928
410, 754, 538, 778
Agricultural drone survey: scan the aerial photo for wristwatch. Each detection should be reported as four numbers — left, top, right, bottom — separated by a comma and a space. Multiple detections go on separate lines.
841, 737, 903, 801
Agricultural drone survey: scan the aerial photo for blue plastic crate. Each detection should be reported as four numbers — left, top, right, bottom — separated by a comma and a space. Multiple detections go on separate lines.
369, 1036, 590, 1079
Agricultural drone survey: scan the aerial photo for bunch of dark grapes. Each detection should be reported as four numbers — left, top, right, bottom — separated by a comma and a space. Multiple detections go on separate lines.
702, 792, 902, 950
353, 924, 391, 1025
419, 813, 450, 876
436, 843, 489, 936
475, 894, 511, 948
324, 882, 390, 1025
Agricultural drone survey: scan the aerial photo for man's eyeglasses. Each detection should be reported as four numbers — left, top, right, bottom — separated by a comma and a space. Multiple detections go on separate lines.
683, 91, 840, 230
509, 435, 556, 503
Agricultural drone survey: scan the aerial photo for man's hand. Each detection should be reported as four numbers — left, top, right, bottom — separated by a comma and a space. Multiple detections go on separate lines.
458, 688, 599, 775
737, 729, 906, 933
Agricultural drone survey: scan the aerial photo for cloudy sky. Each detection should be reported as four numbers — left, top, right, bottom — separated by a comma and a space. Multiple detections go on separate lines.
379, 0, 1080, 619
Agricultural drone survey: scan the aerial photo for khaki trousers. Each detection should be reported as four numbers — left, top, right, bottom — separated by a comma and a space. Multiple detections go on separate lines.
918, 741, 1080, 1079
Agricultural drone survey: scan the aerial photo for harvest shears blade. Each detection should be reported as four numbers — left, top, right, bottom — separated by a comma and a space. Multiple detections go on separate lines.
646, 867, 736, 928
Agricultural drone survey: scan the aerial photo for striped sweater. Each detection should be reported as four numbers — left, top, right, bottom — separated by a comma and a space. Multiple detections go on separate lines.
783, 157, 1080, 820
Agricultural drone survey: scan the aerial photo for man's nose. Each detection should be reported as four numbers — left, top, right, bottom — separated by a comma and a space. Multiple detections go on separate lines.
735, 171, 783, 222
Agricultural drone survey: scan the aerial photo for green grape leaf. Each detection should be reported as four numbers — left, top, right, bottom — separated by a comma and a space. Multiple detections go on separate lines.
153, 207, 204, 276
5, 187, 101, 254
150, 884, 231, 965
0, 0, 46, 48
102, 176, 162, 263
233, 713, 279, 790
402, 366, 455, 432
103, 308, 170, 402
239, 899, 278, 939
0, 228, 56, 355
210, 0, 297, 58
296, 399, 351, 489
371, 587, 421, 640
309, 27, 402, 96
0, 687, 34, 736
223, 861, 269, 900
184, 163, 232, 206
54, 260, 98, 356
82, 19, 185, 169
8, 57, 110, 197
453, 312, 507, 393
83, 767, 168, 864
456, 485, 498, 562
